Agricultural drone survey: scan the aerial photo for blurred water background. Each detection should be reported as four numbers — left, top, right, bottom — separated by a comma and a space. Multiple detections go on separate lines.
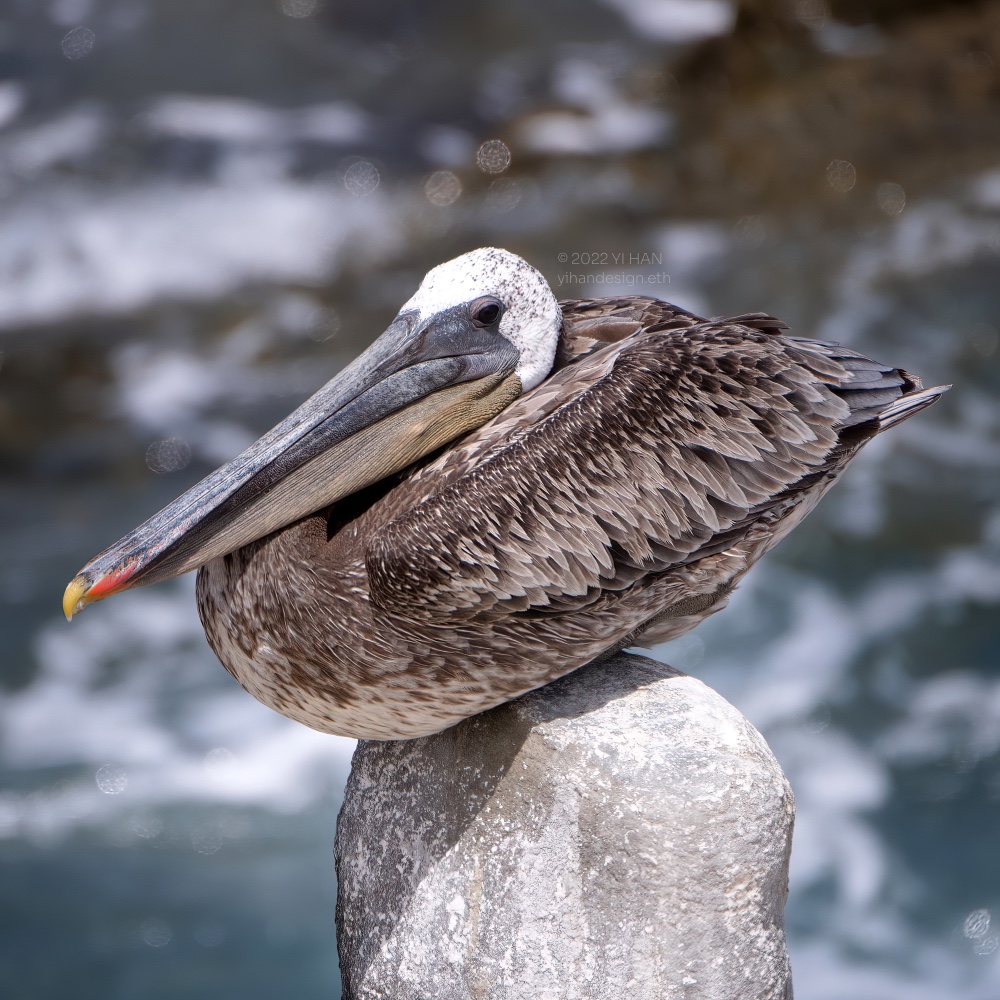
1, 0, 998, 996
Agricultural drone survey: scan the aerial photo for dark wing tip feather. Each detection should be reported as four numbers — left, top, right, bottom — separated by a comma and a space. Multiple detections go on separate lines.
792, 340, 945, 430
876, 384, 950, 432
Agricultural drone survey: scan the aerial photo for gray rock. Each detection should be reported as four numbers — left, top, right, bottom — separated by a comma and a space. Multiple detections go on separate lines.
335, 653, 794, 1000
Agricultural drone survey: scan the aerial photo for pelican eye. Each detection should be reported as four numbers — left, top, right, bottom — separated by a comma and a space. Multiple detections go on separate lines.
471, 298, 502, 327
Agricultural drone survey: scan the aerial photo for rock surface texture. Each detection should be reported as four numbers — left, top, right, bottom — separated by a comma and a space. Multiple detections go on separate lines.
335, 652, 795, 999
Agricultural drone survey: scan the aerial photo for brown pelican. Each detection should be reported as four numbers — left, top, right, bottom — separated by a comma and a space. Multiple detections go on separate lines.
63, 248, 947, 739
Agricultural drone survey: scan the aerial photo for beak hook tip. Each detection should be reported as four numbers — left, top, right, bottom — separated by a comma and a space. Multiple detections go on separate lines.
63, 576, 90, 622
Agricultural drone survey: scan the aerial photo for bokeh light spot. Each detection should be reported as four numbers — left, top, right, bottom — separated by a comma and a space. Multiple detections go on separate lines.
278, 0, 323, 17
145, 437, 192, 474
204, 747, 237, 769
486, 177, 522, 213
129, 813, 163, 839
476, 139, 511, 175
424, 170, 462, 207
61, 26, 95, 60
140, 918, 172, 948
964, 908, 991, 940
795, 0, 829, 29
343, 160, 380, 197
308, 307, 340, 342
969, 323, 998, 358
877, 182, 906, 216
974, 935, 999, 956
826, 159, 856, 194
96, 764, 128, 795
191, 824, 223, 855
733, 215, 774, 249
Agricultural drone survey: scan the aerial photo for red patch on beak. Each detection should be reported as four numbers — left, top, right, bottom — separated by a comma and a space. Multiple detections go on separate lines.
87, 565, 137, 600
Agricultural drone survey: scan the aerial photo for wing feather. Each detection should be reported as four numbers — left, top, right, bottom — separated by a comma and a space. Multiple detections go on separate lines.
366, 301, 938, 625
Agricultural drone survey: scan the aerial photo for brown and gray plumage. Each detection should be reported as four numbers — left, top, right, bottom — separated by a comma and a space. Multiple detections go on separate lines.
64, 249, 947, 739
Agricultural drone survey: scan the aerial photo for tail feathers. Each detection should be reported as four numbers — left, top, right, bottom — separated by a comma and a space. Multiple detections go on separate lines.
876, 384, 951, 432
776, 334, 947, 433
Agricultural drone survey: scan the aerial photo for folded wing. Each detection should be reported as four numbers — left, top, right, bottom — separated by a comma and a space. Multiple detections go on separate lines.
367, 299, 943, 624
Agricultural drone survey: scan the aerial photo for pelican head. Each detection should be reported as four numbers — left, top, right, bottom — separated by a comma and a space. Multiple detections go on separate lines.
63, 248, 560, 618
403, 247, 560, 392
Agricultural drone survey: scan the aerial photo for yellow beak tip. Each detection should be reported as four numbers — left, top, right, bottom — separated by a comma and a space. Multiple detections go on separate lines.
62, 577, 90, 622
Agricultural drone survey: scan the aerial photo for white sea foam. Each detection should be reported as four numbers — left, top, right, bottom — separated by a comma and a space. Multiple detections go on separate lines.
517, 55, 672, 155
0, 177, 402, 330
597, 0, 735, 43
816, 196, 1000, 349
0, 104, 110, 177
793, 939, 1000, 999
140, 95, 369, 147
0, 579, 354, 843
0, 81, 27, 131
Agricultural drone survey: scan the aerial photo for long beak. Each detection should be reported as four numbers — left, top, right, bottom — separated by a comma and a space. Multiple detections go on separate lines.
64, 307, 521, 619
